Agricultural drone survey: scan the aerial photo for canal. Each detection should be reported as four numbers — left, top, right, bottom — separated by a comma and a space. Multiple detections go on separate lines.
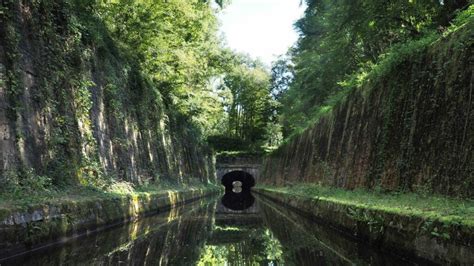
1, 191, 426, 265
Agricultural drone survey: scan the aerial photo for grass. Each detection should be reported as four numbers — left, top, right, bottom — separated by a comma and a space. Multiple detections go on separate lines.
0, 180, 220, 211
257, 183, 474, 227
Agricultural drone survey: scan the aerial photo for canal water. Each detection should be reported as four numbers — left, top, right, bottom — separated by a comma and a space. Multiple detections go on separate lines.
1, 192, 423, 265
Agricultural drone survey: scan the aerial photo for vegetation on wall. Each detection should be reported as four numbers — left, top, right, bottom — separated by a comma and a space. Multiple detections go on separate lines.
0, 0, 472, 199
275, 0, 472, 137
0, 0, 231, 196
97, 0, 226, 135
258, 184, 474, 228
261, 2, 473, 197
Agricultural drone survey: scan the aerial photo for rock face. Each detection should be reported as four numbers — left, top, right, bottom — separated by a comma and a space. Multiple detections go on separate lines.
261, 23, 473, 197
0, 1, 214, 185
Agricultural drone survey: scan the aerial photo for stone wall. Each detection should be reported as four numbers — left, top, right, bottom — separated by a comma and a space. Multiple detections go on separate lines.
0, 1, 215, 186
261, 22, 473, 197
216, 154, 262, 183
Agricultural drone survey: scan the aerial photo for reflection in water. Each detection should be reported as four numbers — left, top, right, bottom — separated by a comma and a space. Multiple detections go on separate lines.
232, 187, 242, 193
0, 192, 423, 265
221, 191, 255, 211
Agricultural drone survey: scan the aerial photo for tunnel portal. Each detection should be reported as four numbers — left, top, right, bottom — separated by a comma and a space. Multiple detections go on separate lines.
221, 171, 255, 192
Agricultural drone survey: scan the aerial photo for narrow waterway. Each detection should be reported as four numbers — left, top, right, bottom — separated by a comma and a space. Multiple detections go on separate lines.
1, 191, 425, 265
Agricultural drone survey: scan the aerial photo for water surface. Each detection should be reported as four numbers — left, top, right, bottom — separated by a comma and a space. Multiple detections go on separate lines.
0, 191, 421, 265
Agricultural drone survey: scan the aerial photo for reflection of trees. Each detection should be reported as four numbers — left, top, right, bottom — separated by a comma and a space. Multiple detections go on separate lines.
197, 226, 284, 265
262, 229, 284, 262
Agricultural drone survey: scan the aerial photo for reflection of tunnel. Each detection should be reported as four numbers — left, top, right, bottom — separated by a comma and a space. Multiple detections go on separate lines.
221, 191, 255, 211
221, 171, 255, 192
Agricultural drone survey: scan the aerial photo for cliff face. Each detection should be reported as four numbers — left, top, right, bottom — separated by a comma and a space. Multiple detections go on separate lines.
0, 1, 214, 186
262, 23, 473, 197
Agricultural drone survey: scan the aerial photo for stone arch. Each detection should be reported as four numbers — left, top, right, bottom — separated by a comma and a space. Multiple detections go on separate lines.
221, 170, 255, 191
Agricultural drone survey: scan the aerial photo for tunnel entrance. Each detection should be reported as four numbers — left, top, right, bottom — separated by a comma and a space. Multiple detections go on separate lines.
221, 170, 255, 192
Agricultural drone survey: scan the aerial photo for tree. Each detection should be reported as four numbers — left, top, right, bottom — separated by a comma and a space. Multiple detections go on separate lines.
270, 54, 294, 101
220, 57, 273, 144
277, 0, 470, 137
97, 0, 229, 136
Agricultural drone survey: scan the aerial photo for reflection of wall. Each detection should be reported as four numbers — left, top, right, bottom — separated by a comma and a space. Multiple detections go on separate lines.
0, 189, 216, 253
257, 195, 409, 265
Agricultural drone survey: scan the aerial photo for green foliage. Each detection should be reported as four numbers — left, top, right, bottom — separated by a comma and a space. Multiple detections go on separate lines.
443, 3, 474, 34
72, 78, 95, 120
207, 135, 252, 152
215, 55, 276, 149
261, 122, 283, 151
216, 150, 266, 158
0, 168, 54, 198
276, 0, 472, 138
0, 171, 218, 208
270, 54, 294, 101
1, 0, 224, 191
97, 0, 226, 136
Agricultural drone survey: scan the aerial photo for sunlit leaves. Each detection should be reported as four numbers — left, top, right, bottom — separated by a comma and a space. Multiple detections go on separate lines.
98, 0, 226, 136
277, 0, 469, 137
219, 56, 273, 144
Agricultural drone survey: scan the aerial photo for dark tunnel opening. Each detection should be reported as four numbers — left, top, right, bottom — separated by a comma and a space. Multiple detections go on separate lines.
221, 191, 255, 211
221, 170, 255, 192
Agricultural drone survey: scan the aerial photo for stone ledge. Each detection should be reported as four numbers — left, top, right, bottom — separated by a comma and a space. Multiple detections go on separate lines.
0, 188, 220, 259
254, 188, 474, 265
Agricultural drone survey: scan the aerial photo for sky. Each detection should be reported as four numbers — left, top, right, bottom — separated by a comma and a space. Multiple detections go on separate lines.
218, 0, 306, 67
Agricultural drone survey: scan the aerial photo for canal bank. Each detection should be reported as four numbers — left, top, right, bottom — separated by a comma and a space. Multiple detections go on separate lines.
254, 186, 474, 265
0, 185, 220, 258
0, 191, 431, 265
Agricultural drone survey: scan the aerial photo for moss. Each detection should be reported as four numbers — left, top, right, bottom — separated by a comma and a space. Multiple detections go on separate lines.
1, 185, 219, 250
257, 184, 474, 228
0, 183, 219, 211
0, 208, 10, 222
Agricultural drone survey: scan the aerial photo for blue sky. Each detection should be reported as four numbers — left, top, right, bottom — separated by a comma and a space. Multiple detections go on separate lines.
218, 0, 305, 66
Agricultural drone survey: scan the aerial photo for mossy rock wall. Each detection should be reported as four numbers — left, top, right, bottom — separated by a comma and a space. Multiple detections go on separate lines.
0, 1, 215, 186
261, 22, 474, 197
